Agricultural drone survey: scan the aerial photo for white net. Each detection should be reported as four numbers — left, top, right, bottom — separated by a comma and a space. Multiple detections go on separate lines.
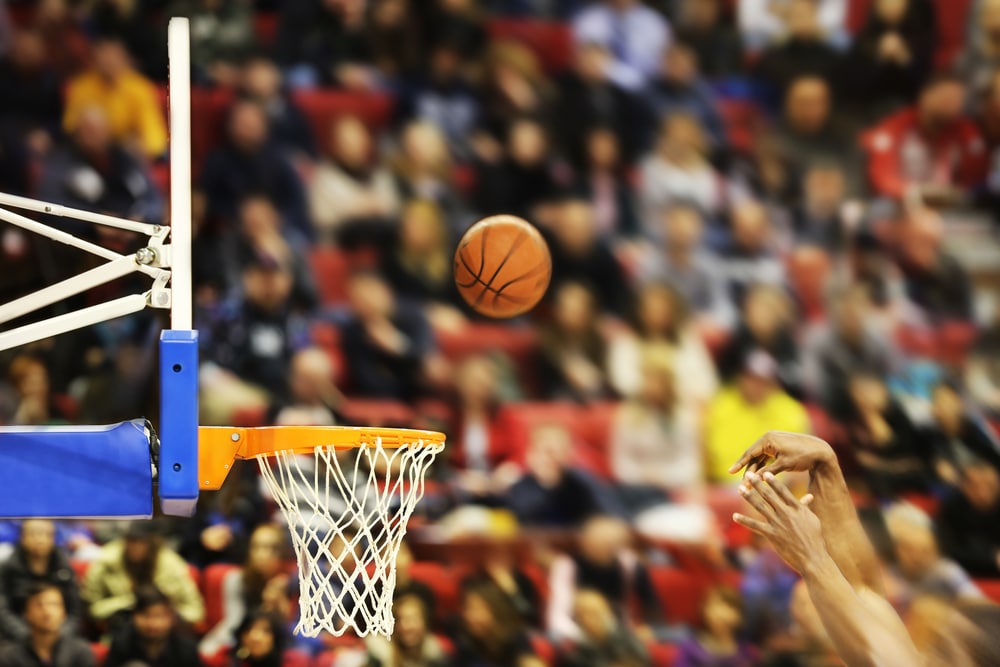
256, 438, 443, 638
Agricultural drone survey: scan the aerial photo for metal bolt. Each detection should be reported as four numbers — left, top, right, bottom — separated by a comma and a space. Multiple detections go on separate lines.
135, 247, 155, 265
156, 292, 169, 306
223, 464, 229, 469
152, 225, 162, 234
230, 432, 240, 442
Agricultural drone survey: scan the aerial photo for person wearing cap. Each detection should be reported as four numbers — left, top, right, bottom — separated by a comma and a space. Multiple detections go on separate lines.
82, 521, 204, 633
704, 349, 810, 484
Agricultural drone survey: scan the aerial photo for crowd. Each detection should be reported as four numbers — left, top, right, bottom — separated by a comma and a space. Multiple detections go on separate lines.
2, 0, 1000, 665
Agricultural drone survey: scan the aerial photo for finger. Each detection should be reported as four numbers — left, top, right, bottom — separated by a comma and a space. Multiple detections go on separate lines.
800, 493, 815, 506
739, 478, 777, 520
729, 446, 763, 474
745, 455, 769, 477
755, 460, 788, 477
749, 471, 787, 513
764, 471, 801, 508
733, 513, 773, 536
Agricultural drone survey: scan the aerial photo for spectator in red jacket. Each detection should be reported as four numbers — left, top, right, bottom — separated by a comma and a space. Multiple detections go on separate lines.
861, 73, 988, 203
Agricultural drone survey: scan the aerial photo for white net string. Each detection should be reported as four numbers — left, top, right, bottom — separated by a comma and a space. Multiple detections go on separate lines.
256, 438, 443, 638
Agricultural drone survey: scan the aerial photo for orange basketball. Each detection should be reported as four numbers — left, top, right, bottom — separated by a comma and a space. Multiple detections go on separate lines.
454, 215, 552, 319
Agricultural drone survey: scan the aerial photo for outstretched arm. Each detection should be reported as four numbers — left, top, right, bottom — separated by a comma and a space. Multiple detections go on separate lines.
735, 472, 920, 667
730, 431, 883, 593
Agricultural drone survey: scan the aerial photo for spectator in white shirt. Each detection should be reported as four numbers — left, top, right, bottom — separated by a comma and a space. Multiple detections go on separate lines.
572, 0, 671, 91
739, 0, 849, 52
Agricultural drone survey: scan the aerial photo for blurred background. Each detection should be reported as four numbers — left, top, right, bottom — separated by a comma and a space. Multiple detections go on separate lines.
1, 0, 1000, 665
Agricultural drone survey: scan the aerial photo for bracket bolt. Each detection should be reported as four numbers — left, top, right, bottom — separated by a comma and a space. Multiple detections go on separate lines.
135, 247, 156, 265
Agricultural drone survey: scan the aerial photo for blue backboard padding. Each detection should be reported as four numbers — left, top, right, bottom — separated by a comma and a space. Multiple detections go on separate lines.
158, 330, 199, 517
0, 420, 152, 518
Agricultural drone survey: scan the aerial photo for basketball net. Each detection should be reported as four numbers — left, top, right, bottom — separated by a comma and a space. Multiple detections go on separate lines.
256, 438, 443, 638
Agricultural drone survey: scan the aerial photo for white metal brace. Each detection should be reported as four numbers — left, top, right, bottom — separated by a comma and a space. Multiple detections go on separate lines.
0, 192, 175, 352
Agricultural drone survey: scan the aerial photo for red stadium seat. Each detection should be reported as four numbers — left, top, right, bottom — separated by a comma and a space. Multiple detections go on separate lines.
504, 402, 581, 439
975, 579, 1000, 604
291, 91, 395, 155
648, 566, 711, 626
282, 650, 311, 667
202, 563, 240, 631
308, 248, 353, 306
436, 323, 538, 388
716, 98, 763, 153
933, 0, 973, 68
253, 13, 279, 45
409, 561, 461, 621
340, 399, 416, 427
647, 641, 680, 667
485, 19, 575, 73
846, 0, 874, 34
90, 643, 108, 664
158, 86, 234, 176
530, 634, 557, 666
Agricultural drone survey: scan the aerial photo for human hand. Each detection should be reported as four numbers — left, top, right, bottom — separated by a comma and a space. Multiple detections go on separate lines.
366, 319, 406, 354
734, 471, 823, 574
729, 431, 835, 478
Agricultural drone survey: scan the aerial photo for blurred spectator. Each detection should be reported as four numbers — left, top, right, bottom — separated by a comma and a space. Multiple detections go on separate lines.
273, 0, 374, 89
572, 126, 640, 238
199, 525, 292, 658
392, 542, 435, 613
923, 381, 1000, 486
639, 113, 725, 225
841, 372, 929, 497
673, 0, 743, 80
676, 586, 756, 667
609, 347, 703, 509
4, 355, 68, 426
477, 41, 553, 142
200, 99, 313, 240
607, 281, 719, 407
82, 521, 205, 629
475, 117, 561, 221
365, 593, 447, 667
421, 0, 487, 63
238, 57, 317, 160
367, 0, 424, 82
537, 282, 611, 402
309, 114, 400, 245
937, 461, 1000, 577
556, 589, 648, 667
88, 0, 165, 80
752, 0, 843, 96
645, 42, 725, 151
966, 308, 1000, 415
230, 609, 288, 667
791, 163, 851, 251
0, 27, 63, 153
465, 542, 542, 628
883, 502, 983, 609
760, 580, 839, 667
37, 104, 165, 235
717, 200, 786, 307
446, 354, 527, 494
390, 120, 460, 220
450, 578, 541, 667
802, 284, 900, 416
861, 74, 987, 203
403, 39, 480, 156
168, 0, 255, 87
340, 270, 440, 401
222, 195, 318, 311
502, 424, 623, 526
843, 0, 935, 116
571, 0, 671, 92
704, 349, 809, 484
554, 43, 647, 169
719, 284, 802, 398
638, 204, 734, 330
0, 583, 95, 667
738, 0, 847, 52
956, 0, 1000, 100
199, 255, 312, 421
35, 0, 91, 78
272, 347, 342, 426
775, 76, 861, 191
738, 545, 798, 645
546, 198, 629, 315
63, 36, 167, 159
844, 231, 912, 326
104, 585, 202, 667
0, 520, 80, 642
728, 131, 798, 216
891, 206, 975, 323
547, 515, 660, 642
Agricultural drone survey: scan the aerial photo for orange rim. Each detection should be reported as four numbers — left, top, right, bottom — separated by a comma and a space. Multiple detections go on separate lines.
198, 426, 446, 490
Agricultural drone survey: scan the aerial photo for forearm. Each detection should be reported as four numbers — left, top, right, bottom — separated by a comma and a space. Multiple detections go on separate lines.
810, 453, 883, 592
801, 552, 920, 667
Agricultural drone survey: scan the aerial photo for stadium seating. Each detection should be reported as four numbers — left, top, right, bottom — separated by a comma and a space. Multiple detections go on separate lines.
485, 19, 575, 73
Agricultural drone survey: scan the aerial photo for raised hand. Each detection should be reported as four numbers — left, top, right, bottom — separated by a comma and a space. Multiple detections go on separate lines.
729, 431, 836, 478
734, 471, 823, 575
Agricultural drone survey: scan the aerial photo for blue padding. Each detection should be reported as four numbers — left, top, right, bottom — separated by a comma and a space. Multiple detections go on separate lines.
158, 330, 200, 517
0, 420, 152, 518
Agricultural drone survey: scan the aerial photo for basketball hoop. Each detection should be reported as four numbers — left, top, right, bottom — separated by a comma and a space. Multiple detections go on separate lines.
200, 426, 444, 638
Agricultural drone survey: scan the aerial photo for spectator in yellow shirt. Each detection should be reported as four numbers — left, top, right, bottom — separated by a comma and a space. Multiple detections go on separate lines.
704, 348, 810, 484
63, 37, 167, 159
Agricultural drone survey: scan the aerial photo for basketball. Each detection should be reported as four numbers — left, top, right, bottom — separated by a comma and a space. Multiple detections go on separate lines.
454, 215, 552, 319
